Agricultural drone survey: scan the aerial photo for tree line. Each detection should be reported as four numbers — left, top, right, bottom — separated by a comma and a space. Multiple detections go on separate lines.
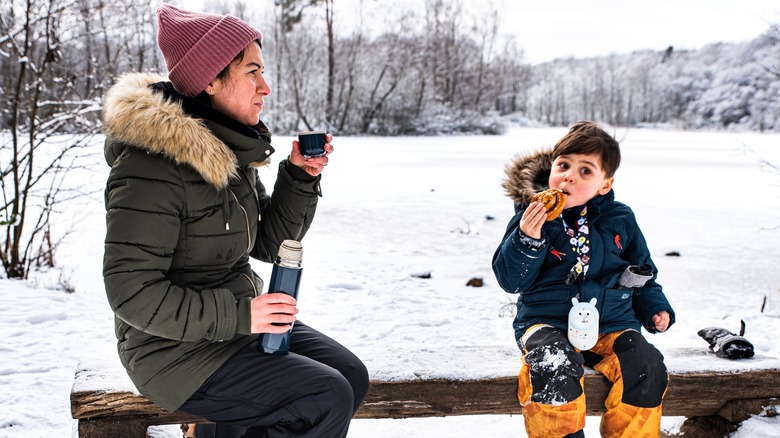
1, 0, 778, 278
523, 35, 780, 132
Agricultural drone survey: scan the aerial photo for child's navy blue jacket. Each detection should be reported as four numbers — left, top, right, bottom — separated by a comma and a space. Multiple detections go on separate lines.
492, 149, 675, 343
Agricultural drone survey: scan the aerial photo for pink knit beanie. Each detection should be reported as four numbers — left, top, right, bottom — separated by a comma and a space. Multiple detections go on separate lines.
156, 3, 262, 97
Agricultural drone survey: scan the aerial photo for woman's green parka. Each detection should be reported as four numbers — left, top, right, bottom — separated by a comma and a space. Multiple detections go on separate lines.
102, 73, 320, 411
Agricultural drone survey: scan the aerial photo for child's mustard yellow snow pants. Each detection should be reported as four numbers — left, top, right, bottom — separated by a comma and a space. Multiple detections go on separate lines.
518, 325, 668, 438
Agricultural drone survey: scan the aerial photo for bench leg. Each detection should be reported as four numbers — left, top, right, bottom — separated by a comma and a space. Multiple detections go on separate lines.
78, 417, 148, 438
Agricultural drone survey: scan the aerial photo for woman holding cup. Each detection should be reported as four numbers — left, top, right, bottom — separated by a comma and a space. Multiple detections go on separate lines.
101, 4, 367, 437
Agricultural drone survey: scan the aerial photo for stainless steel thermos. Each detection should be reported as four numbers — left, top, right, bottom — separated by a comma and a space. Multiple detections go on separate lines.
258, 240, 303, 355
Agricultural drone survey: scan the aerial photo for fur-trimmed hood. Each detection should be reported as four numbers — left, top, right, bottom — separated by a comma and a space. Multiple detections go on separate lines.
502, 147, 555, 206
102, 72, 272, 189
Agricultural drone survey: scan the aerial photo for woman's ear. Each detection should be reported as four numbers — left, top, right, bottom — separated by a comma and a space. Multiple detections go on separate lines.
598, 177, 614, 195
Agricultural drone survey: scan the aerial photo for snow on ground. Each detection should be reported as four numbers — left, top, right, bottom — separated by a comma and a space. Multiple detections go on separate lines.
1, 127, 780, 437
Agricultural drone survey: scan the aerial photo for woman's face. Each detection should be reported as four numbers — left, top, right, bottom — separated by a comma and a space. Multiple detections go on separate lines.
208, 41, 271, 126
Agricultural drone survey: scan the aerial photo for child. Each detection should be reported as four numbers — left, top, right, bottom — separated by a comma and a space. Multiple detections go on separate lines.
492, 121, 675, 438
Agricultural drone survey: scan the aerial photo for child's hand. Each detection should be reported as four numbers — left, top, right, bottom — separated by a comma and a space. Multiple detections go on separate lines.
652, 311, 671, 332
520, 202, 548, 239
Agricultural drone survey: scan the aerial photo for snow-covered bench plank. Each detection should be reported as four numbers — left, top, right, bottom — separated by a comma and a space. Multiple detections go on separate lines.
71, 346, 780, 437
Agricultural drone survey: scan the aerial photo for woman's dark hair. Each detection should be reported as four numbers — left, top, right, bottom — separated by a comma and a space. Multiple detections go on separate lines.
551, 121, 621, 178
214, 39, 262, 81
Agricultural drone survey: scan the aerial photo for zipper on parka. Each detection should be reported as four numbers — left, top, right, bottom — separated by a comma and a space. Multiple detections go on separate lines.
226, 188, 252, 254
240, 167, 262, 222
239, 271, 259, 297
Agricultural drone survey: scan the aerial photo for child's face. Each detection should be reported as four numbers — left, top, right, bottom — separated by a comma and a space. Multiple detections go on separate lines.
549, 153, 614, 209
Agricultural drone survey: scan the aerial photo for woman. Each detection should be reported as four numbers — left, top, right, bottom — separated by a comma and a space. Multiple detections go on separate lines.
102, 4, 368, 437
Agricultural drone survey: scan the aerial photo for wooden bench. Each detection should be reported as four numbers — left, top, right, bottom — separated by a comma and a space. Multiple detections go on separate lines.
71, 346, 780, 437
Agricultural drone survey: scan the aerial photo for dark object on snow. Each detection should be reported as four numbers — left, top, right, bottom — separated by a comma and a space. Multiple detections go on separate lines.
678, 415, 736, 438
466, 277, 484, 287
665, 251, 681, 257
698, 320, 754, 360
411, 271, 432, 279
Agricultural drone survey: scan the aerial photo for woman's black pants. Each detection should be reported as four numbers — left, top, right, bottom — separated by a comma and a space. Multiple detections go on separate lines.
179, 321, 369, 438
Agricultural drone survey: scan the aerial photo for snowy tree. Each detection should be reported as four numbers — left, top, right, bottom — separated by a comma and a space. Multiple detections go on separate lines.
0, 0, 155, 279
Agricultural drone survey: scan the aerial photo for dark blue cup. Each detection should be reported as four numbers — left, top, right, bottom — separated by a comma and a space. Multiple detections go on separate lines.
298, 131, 326, 158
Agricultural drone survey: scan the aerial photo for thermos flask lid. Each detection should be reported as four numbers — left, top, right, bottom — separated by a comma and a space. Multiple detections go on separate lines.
278, 240, 303, 262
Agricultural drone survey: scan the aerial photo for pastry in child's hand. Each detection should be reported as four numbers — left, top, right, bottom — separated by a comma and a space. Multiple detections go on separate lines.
531, 188, 567, 221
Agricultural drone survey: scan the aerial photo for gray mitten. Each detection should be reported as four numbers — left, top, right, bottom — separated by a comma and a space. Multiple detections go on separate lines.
617, 264, 654, 289
698, 320, 754, 360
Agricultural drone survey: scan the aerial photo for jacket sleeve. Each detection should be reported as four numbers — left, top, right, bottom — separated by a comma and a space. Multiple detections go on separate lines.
622, 213, 676, 333
251, 160, 320, 262
103, 151, 244, 342
492, 209, 547, 293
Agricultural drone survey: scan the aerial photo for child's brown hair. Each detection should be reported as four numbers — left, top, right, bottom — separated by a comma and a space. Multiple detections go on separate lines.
552, 121, 621, 178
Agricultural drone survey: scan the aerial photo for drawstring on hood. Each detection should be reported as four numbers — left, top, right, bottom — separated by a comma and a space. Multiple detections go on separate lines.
223, 191, 231, 230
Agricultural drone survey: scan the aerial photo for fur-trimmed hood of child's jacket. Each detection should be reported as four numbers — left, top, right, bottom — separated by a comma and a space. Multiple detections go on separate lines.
102, 72, 272, 189
502, 147, 555, 207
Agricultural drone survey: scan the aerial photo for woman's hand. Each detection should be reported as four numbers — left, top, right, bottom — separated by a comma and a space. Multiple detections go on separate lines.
652, 311, 671, 332
249, 292, 298, 334
520, 202, 547, 239
289, 134, 334, 177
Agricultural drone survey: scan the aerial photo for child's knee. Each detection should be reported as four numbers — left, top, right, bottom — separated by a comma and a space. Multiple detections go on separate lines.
523, 327, 585, 405
613, 330, 668, 407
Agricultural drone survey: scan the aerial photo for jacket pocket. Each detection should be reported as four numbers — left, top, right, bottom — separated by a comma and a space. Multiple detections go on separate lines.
600, 288, 634, 322
519, 288, 572, 321
521, 288, 571, 305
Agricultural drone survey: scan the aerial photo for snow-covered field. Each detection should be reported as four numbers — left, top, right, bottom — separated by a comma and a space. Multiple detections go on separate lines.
1, 127, 780, 437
